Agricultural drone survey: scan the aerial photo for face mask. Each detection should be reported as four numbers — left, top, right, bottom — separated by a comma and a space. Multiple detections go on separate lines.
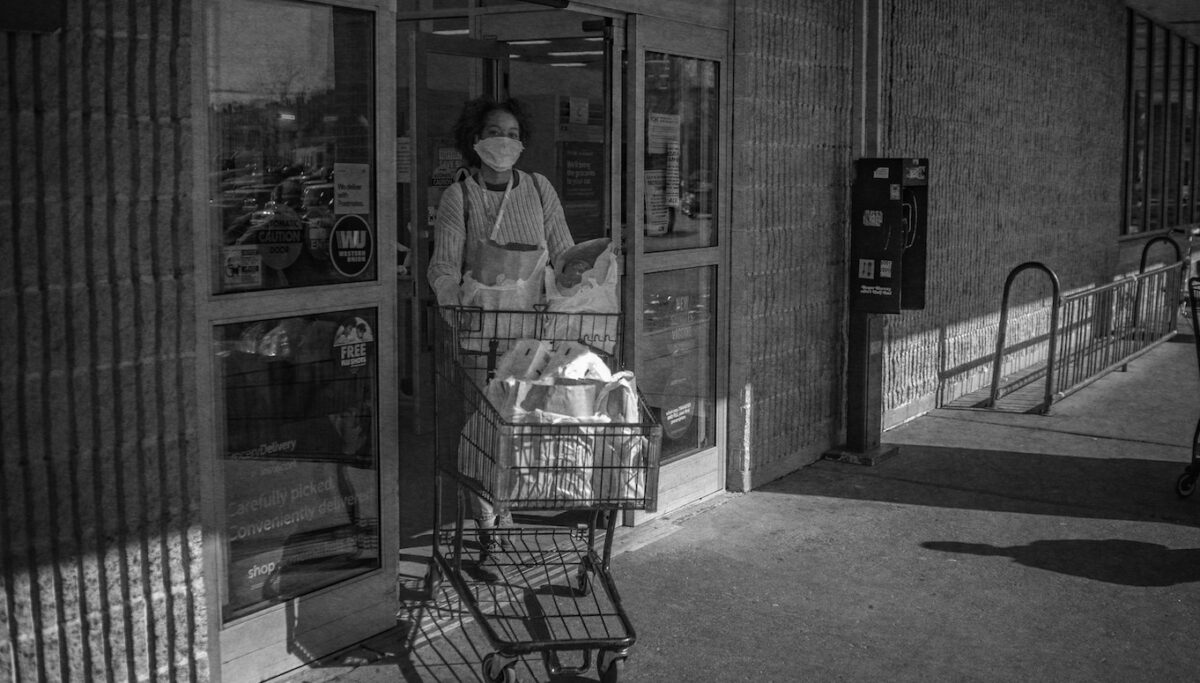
474, 137, 524, 172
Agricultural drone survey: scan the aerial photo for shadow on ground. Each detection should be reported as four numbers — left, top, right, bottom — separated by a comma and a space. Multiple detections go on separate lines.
767, 445, 1199, 529
383, 588, 597, 683
288, 580, 598, 682
922, 539, 1200, 586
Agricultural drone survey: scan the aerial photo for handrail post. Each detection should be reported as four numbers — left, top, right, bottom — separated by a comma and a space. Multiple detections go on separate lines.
988, 262, 1061, 411
1040, 286, 1062, 414
1135, 235, 1184, 331
1138, 235, 1182, 274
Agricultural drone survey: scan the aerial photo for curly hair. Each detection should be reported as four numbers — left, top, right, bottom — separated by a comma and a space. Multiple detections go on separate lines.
452, 96, 533, 168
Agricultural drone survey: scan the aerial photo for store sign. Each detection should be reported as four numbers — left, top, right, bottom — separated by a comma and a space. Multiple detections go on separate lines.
254, 226, 303, 270
660, 373, 696, 441
218, 310, 380, 620
562, 142, 603, 203
333, 163, 370, 214
333, 317, 374, 374
222, 246, 263, 289
329, 214, 373, 277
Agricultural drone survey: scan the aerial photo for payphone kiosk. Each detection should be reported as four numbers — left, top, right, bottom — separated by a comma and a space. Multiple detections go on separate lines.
828, 157, 929, 465
850, 157, 928, 313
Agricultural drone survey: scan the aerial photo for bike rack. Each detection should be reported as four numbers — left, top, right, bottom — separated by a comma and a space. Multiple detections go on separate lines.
1133, 234, 1182, 331
986, 247, 1184, 415
987, 262, 1061, 414
1138, 234, 1182, 273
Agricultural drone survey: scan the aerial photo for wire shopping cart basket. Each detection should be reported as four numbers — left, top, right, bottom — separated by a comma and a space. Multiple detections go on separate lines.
427, 305, 662, 683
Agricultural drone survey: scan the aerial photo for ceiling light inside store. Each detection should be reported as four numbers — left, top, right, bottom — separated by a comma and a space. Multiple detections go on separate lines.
546, 51, 603, 57
508, 39, 550, 45
550, 62, 587, 67
433, 28, 469, 35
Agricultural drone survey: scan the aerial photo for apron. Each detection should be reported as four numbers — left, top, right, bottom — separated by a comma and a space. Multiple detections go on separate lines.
460, 173, 548, 311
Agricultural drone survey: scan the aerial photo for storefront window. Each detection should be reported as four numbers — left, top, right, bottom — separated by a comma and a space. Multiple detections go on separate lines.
643, 52, 719, 252
639, 267, 716, 460
216, 308, 380, 621
207, 0, 376, 293
1125, 11, 1200, 233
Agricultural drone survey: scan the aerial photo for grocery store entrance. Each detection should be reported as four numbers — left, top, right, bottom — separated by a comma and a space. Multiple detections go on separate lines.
395, 4, 729, 526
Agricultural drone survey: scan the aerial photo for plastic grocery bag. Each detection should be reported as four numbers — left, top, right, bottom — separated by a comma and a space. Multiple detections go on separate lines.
593, 432, 648, 503
456, 241, 548, 348
508, 412, 597, 504
487, 375, 606, 421
492, 338, 553, 381
457, 410, 516, 503
545, 239, 619, 313
592, 372, 650, 504
544, 240, 619, 354
461, 245, 547, 311
540, 341, 614, 381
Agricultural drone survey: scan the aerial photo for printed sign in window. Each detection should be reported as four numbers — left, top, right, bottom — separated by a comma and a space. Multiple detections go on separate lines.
334, 163, 370, 215
217, 308, 379, 621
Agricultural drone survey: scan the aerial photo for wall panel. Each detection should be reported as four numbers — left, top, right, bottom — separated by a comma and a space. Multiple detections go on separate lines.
879, 0, 1127, 422
0, 0, 205, 680
728, 0, 855, 488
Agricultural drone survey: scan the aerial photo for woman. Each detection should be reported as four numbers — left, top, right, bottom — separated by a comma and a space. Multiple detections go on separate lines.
427, 96, 575, 308
428, 96, 576, 555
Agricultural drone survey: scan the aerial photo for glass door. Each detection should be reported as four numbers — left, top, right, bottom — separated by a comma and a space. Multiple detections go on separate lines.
201, 1, 399, 680
397, 27, 510, 432
625, 16, 729, 521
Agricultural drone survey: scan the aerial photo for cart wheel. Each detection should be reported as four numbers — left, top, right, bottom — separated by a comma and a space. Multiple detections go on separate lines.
483, 653, 518, 683
1177, 472, 1197, 498
598, 654, 625, 683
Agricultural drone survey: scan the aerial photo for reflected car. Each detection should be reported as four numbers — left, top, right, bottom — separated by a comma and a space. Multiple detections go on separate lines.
680, 170, 713, 218
301, 182, 336, 261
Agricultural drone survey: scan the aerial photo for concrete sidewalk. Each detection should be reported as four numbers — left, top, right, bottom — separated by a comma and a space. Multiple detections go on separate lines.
278, 338, 1200, 682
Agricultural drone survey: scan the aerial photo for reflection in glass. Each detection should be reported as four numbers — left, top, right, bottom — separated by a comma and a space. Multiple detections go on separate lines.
217, 309, 380, 621
207, 0, 375, 293
1129, 16, 1148, 233
1184, 45, 1197, 224
644, 52, 719, 252
1150, 25, 1167, 231
638, 268, 716, 460
1166, 34, 1182, 228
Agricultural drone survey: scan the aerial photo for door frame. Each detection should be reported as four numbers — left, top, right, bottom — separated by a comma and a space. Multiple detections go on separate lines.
400, 30, 511, 433
195, 0, 400, 680
624, 14, 731, 522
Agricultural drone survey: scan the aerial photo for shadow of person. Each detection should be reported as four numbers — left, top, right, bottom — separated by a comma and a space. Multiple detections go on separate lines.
923, 539, 1200, 586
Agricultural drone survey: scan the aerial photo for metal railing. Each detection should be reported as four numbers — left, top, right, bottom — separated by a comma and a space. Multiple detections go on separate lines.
987, 244, 1184, 414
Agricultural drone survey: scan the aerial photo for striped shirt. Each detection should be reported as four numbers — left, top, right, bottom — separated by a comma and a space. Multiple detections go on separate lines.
428, 170, 574, 301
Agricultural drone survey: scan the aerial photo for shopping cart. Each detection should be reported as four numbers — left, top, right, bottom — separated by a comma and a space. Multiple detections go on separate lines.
1177, 278, 1200, 497
427, 305, 662, 682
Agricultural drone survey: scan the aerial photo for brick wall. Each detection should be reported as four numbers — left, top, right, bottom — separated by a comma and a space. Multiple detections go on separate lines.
728, 0, 1128, 484
728, 0, 856, 489
877, 0, 1127, 423
0, 1, 206, 680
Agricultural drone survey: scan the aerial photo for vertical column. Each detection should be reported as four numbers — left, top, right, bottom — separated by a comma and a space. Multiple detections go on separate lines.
826, 0, 897, 465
